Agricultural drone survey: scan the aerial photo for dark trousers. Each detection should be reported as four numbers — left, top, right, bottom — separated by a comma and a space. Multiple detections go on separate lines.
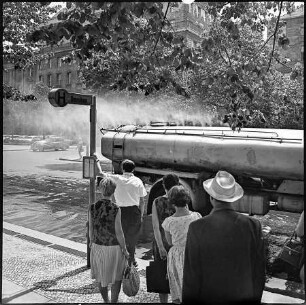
120, 205, 141, 261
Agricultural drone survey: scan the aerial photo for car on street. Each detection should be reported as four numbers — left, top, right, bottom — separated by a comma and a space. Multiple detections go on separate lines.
31, 136, 70, 151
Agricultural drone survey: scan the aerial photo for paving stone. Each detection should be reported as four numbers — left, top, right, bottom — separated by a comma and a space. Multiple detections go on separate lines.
2, 234, 162, 303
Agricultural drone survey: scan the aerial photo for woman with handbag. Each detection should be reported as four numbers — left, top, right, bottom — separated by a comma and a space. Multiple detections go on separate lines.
89, 177, 129, 303
162, 185, 202, 304
151, 174, 180, 303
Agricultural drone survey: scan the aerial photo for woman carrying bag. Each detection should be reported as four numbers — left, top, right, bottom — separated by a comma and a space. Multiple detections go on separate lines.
150, 174, 180, 303
89, 177, 129, 303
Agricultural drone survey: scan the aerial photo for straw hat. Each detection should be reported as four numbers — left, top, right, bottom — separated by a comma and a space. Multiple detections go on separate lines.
203, 171, 244, 202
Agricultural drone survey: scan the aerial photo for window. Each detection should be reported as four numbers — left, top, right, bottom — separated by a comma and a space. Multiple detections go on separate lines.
48, 58, 52, 69
56, 73, 62, 86
301, 46, 304, 63
67, 72, 71, 84
57, 57, 62, 67
47, 74, 52, 87
202, 10, 206, 21
29, 68, 33, 77
38, 61, 42, 70
198, 7, 201, 18
39, 75, 44, 82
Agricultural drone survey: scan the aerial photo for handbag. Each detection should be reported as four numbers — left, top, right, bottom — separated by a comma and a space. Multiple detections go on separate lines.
146, 259, 170, 294
278, 232, 304, 270
122, 261, 140, 297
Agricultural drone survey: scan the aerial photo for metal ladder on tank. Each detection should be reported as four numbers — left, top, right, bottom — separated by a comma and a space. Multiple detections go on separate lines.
111, 132, 128, 172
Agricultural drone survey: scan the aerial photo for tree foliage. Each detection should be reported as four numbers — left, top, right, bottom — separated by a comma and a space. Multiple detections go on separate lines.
21, 2, 304, 130
3, 2, 60, 69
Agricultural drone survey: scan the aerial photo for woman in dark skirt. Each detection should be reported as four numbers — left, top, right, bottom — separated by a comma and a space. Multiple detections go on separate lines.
151, 174, 180, 303
89, 177, 129, 303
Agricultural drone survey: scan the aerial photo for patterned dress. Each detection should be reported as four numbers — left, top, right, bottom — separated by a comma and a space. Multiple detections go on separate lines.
90, 199, 127, 287
152, 195, 175, 261
162, 212, 202, 302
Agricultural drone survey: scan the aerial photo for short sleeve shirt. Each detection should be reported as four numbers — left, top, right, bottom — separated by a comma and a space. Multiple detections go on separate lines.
110, 172, 147, 207
90, 199, 119, 246
162, 212, 202, 247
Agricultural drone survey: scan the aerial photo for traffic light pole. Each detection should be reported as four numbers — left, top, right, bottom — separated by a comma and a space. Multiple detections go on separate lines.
87, 96, 96, 268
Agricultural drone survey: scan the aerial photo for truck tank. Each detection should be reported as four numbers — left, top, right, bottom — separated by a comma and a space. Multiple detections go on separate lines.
100, 125, 304, 215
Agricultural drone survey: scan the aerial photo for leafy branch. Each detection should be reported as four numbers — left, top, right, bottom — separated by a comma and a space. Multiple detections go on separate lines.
150, 2, 170, 57
267, 1, 283, 72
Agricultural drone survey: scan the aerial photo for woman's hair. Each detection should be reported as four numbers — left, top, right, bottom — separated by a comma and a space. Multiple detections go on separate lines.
121, 159, 135, 172
168, 185, 192, 207
163, 173, 180, 191
99, 177, 116, 197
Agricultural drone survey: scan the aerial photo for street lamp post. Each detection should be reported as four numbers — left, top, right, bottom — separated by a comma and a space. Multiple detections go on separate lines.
48, 88, 96, 268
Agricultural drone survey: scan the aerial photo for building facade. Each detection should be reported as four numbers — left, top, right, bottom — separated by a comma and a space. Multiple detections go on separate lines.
164, 2, 212, 48
3, 2, 211, 95
276, 5, 304, 73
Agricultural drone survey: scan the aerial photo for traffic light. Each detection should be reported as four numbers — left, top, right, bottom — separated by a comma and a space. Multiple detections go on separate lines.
48, 88, 93, 107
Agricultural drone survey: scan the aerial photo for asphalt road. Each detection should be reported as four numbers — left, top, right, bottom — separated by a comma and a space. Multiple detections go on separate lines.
3, 144, 151, 244
3, 144, 109, 178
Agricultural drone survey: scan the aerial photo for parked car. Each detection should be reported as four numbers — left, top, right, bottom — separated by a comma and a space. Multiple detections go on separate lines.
31, 136, 70, 151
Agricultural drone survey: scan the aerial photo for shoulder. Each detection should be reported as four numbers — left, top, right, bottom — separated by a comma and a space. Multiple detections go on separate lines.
236, 212, 262, 230
154, 195, 168, 206
109, 174, 121, 182
191, 211, 202, 219
188, 216, 207, 231
131, 175, 145, 185
162, 215, 173, 228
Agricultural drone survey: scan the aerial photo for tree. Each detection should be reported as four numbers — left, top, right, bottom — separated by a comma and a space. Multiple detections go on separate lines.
3, 2, 60, 69
26, 2, 303, 130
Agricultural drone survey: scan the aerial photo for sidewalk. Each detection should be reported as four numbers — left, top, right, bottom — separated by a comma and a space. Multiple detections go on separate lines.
2, 222, 305, 304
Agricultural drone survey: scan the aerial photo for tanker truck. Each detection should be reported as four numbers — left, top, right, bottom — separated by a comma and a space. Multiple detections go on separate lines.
100, 124, 304, 216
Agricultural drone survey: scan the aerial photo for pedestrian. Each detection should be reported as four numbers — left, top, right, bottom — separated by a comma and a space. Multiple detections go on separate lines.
77, 138, 84, 159
89, 176, 129, 303
295, 210, 304, 284
162, 185, 202, 304
94, 155, 147, 267
182, 170, 266, 305
152, 173, 180, 303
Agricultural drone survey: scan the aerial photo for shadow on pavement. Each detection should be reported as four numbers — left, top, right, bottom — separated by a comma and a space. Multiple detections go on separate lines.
37, 163, 83, 172
33, 265, 95, 295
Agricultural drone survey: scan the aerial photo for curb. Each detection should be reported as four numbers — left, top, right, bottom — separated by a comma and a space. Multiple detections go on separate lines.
3, 222, 305, 303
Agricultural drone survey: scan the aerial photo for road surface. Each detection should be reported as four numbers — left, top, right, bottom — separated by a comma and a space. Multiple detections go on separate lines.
3, 144, 305, 303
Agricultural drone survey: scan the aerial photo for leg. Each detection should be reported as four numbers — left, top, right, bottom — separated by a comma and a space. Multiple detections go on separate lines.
97, 282, 109, 303
121, 207, 141, 262
110, 280, 122, 303
159, 293, 168, 303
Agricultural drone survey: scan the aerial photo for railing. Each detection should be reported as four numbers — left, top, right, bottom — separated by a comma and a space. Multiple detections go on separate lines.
100, 126, 303, 144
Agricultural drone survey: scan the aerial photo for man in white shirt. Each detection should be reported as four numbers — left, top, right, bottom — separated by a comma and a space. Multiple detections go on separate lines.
94, 156, 147, 265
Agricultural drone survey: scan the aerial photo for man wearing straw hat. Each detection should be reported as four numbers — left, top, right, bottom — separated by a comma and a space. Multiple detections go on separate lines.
182, 170, 265, 304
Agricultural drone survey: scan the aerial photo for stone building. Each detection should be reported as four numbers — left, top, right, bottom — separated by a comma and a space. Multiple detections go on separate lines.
163, 2, 212, 48
3, 2, 211, 95
276, 5, 304, 73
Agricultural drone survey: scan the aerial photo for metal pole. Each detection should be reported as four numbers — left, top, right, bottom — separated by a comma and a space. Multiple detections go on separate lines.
87, 95, 96, 268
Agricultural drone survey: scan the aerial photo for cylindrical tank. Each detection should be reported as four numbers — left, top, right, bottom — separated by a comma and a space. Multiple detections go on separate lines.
101, 126, 304, 181
277, 195, 304, 212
